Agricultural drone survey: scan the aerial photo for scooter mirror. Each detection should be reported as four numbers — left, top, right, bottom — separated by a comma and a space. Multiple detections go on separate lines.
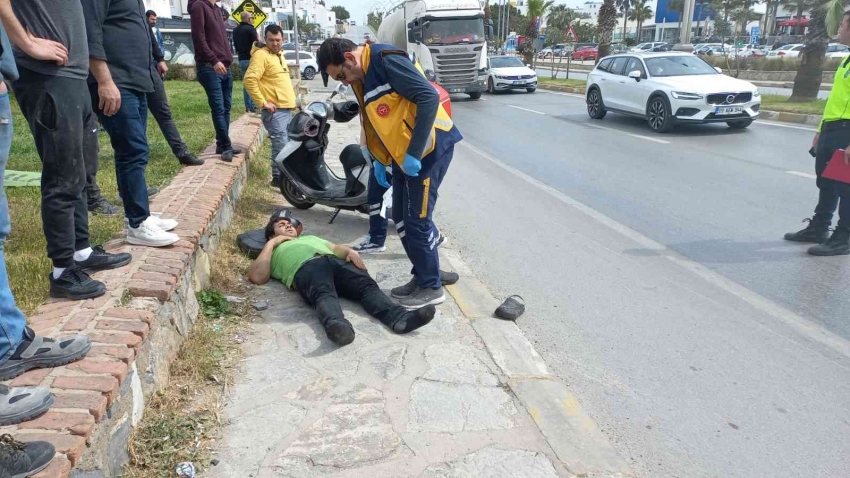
335, 83, 347, 96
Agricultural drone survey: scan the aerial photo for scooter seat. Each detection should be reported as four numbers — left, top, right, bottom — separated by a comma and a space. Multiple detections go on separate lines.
236, 229, 267, 259
339, 144, 367, 195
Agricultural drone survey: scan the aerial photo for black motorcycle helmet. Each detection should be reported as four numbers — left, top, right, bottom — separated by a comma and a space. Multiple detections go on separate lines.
264, 208, 303, 240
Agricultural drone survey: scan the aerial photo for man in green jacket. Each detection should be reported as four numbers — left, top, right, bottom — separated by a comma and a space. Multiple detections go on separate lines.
248, 210, 436, 345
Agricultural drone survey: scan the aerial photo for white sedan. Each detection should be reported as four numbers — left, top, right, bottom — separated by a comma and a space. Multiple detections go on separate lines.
485, 56, 538, 94
585, 52, 761, 132
767, 44, 805, 59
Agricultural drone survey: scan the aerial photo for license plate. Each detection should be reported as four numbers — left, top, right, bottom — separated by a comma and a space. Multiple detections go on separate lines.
449, 88, 463, 93
513, 80, 523, 85
715, 106, 743, 115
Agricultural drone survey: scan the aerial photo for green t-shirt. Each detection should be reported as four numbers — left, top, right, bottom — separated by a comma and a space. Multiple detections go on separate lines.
270, 235, 335, 288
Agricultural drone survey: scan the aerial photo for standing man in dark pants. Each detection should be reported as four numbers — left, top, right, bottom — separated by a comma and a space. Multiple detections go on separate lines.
318, 39, 462, 309
190, 0, 242, 162
233, 11, 258, 113
784, 11, 850, 256
147, 10, 164, 52
0, 0, 132, 299
82, 0, 180, 248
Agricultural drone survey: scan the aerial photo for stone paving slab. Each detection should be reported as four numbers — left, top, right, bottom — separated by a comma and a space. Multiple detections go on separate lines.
206, 89, 634, 478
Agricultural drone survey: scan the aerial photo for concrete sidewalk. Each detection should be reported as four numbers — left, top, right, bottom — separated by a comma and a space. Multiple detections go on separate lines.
206, 98, 633, 478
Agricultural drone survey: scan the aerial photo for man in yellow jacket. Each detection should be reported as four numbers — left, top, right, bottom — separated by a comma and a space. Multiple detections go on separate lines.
243, 24, 296, 185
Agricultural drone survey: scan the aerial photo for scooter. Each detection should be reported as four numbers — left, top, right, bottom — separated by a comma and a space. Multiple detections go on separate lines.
274, 83, 370, 223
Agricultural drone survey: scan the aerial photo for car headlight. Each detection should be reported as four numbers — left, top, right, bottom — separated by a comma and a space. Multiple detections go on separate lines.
670, 91, 704, 100
495, 75, 506, 79
753, 89, 761, 98
477, 75, 486, 81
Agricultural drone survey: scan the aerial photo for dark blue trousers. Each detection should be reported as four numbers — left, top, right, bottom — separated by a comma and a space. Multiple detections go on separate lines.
391, 143, 454, 289
367, 169, 390, 246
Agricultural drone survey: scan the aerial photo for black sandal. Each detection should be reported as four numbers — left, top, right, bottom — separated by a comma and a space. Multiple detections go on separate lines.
495, 295, 525, 321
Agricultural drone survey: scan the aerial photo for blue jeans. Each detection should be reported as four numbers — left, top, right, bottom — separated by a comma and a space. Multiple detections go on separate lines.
239, 60, 256, 111
197, 64, 233, 151
0, 92, 26, 362
261, 108, 291, 178
94, 87, 151, 228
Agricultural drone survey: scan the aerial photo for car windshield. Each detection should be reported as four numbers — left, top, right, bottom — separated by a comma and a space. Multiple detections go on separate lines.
645, 56, 718, 77
424, 18, 485, 45
490, 57, 524, 68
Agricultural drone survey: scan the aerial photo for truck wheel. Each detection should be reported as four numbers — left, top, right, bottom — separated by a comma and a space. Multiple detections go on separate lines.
469, 92, 482, 100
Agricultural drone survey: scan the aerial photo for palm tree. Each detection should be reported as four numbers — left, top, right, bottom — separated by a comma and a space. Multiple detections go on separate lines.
522, 0, 553, 62
617, 0, 634, 42
780, 0, 812, 36
629, 0, 654, 42
597, 0, 619, 58
791, 0, 845, 101
546, 5, 576, 46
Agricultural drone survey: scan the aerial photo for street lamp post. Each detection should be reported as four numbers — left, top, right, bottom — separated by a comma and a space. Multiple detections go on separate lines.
674, 0, 695, 51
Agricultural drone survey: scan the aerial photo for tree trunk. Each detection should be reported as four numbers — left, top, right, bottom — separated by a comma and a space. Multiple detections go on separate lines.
796, 3, 804, 36
623, 8, 629, 43
598, 0, 618, 59
790, 8, 827, 102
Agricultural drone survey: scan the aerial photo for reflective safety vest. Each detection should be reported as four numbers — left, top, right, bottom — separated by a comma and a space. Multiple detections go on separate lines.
351, 43, 455, 167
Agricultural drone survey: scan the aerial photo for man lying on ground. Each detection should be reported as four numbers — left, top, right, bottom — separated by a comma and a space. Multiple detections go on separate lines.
248, 210, 436, 346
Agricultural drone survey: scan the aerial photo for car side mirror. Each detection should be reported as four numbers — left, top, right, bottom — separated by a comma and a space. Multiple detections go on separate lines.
715, 67, 723, 73
628, 70, 642, 81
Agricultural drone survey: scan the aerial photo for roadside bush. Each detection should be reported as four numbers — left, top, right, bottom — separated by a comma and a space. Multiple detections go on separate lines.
702, 55, 843, 72
162, 62, 244, 82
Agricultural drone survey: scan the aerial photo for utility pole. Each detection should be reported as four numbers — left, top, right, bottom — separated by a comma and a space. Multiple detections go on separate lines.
292, 0, 300, 74
505, 1, 511, 51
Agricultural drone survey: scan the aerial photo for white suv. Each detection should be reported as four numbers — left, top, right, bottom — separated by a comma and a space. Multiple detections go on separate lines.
283, 51, 319, 80
585, 52, 761, 132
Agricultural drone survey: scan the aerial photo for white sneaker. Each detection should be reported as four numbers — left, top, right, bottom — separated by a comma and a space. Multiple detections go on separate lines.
123, 214, 178, 232
127, 217, 180, 247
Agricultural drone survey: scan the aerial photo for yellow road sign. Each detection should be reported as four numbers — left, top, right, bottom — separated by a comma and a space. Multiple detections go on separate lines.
231, 0, 267, 29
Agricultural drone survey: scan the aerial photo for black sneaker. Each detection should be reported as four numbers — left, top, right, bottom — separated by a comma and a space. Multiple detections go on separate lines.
88, 198, 121, 217
0, 327, 92, 381
48, 265, 106, 300
391, 305, 436, 334
808, 228, 850, 256
177, 152, 205, 166
0, 435, 55, 478
391, 271, 459, 298
398, 287, 445, 309
216, 146, 244, 155
75, 245, 132, 272
784, 218, 830, 244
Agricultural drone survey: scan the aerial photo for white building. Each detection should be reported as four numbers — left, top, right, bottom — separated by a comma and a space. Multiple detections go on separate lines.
576, 1, 601, 23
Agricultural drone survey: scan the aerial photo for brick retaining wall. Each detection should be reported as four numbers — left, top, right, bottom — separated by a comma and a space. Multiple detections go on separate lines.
0, 114, 266, 477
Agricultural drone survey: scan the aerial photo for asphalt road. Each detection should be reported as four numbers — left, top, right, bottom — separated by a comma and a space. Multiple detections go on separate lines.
534, 65, 831, 99
433, 90, 850, 477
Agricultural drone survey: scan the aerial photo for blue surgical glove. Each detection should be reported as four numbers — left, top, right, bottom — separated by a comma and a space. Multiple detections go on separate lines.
373, 161, 391, 189
360, 145, 373, 162
402, 153, 422, 177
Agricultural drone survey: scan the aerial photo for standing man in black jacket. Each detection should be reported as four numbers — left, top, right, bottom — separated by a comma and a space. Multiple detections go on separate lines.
233, 12, 258, 112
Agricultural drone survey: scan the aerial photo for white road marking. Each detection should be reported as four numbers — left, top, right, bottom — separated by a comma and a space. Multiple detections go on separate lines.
583, 123, 671, 144
458, 140, 850, 364
754, 120, 818, 132
539, 89, 586, 99
507, 104, 546, 115
786, 170, 817, 179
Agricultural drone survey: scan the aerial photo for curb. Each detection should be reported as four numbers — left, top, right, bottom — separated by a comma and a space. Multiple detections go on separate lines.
0, 115, 267, 478
536, 86, 821, 128
759, 109, 821, 126
441, 249, 635, 477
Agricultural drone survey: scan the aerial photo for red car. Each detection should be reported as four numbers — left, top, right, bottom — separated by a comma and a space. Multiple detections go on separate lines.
430, 81, 452, 118
572, 46, 598, 61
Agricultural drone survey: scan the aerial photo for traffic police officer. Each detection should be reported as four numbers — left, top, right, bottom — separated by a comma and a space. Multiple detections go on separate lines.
784, 11, 850, 256
317, 38, 462, 308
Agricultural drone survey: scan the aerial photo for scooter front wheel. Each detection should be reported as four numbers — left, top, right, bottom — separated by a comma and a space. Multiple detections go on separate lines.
279, 177, 315, 210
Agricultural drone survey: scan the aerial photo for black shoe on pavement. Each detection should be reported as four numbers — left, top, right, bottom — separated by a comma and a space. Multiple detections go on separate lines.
75, 245, 132, 272
48, 265, 106, 300
0, 385, 53, 426
324, 318, 355, 346
392, 305, 436, 334
784, 218, 830, 243
391, 271, 459, 298
0, 327, 91, 381
0, 435, 55, 478
177, 152, 205, 166
808, 228, 850, 256
216, 146, 244, 155
88, 198, 121, 217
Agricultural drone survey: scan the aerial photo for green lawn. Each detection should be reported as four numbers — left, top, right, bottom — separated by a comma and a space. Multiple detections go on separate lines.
761, 94, 826, 116
6, 80, 245, 314
538, 78, 586, 91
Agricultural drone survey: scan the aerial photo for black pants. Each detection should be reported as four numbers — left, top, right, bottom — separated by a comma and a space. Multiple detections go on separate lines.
147, 70, 188, 158
814, 121, 850, 231
293, 256, 407, 330
12, 69, 95, 268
